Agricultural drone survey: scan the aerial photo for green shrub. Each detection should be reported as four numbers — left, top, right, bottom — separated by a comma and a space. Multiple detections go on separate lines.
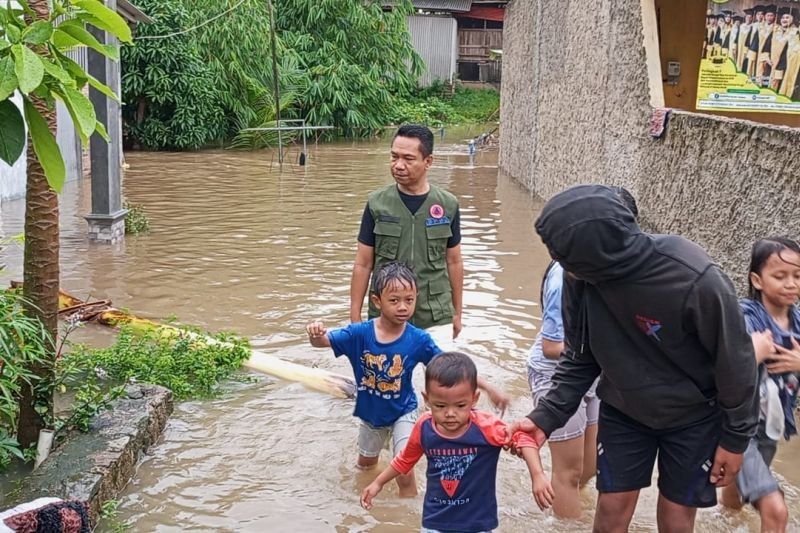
121, 0, 225, 149
389, 87, 499, 127
388, 99, 462, 127
0, 291, 50, 471
449, 87, 500, 122
124, 202, 150, 235
67, 327, 251, 401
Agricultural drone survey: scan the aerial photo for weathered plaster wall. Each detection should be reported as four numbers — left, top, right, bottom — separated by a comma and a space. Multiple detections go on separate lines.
8, 385, 173, 522
500, 0, 800, 290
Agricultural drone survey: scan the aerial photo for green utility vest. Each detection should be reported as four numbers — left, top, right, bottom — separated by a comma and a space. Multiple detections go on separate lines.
367, 184, 459, 329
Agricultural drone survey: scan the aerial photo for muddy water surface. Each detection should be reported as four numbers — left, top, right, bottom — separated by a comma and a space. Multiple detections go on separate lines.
1, 130, 798, 532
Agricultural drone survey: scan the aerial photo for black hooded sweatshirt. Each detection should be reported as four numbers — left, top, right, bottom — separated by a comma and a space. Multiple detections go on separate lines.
528, 185, 758, 454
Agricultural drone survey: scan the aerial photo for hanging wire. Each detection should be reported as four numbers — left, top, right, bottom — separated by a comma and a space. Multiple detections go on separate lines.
135, 0, 246, 40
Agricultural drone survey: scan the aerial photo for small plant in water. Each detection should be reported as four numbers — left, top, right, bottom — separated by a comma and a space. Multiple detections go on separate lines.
65, 326, 251, 400
124, 201, 150, 235
99, 499, 131, 532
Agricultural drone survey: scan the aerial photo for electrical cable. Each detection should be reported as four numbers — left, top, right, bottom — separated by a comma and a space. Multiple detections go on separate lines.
135, 0, 246, 40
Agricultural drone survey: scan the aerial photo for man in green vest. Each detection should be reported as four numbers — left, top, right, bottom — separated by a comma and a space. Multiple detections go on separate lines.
349, 124, 464, 339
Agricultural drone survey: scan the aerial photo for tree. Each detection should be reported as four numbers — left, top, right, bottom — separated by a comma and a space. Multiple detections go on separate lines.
120, 0, 224, 150
0, 0, 132, 447
120, 0, 424, 148
276, 0, 423, 134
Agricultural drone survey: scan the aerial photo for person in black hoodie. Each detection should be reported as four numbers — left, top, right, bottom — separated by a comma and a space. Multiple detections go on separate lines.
511, 185, 758, 532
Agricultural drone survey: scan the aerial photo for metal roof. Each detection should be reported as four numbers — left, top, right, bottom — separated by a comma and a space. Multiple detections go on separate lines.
117, 0, 152, 24
384, 1, 473, 13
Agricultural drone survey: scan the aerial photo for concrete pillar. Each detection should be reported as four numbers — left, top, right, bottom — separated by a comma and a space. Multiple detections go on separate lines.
85, 0, 127, 244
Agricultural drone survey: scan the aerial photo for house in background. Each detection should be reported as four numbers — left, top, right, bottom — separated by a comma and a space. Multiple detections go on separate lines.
455, 1, 506, 85
384, 0, 507, 87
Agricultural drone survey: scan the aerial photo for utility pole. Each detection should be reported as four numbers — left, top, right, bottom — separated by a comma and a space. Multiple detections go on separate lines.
267, 0, 282, 165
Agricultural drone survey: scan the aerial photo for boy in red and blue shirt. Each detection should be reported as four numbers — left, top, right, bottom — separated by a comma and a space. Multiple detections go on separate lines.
308, 262, 510, 498
361, 352, 552, 532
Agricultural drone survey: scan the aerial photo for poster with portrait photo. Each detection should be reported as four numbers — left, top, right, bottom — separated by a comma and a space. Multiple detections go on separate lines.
697, 1, 800, 113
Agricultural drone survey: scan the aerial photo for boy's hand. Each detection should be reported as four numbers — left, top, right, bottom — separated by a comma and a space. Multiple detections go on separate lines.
532, 472, 555, 511
486, 388, 511, 416
476, 378, 511, 417
360, 481, 383, 510
306, 321, 327, 338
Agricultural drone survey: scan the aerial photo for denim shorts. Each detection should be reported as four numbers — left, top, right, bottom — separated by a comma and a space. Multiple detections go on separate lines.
358, 410, 418, 458
735, 423, 781, 504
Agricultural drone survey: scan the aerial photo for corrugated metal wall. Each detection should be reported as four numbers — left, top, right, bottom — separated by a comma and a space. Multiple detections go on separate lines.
407, 15, 457, 87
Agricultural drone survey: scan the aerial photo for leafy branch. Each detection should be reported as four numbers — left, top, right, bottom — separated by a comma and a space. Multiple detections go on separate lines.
0, 0, 132, 191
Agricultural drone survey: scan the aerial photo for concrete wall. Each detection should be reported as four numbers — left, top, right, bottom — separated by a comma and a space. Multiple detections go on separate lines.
0, 97, 28, 203
1, 45, 88, 203
408, 15, 457, 86
499, 0, 800, 290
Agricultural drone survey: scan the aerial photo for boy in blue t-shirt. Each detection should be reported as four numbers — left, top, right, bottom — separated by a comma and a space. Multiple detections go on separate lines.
361, 352, 553, 532
307, 262, 510, 497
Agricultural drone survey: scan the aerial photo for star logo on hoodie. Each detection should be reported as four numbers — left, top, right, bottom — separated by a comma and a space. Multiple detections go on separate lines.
636, 315, 662, 342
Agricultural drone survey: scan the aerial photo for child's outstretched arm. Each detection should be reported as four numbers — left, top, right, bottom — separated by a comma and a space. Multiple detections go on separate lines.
520, 446, 554, 511
361, 465, 402, 510
474, 412, 553, 511
362, 416, 426, 510
476, 376, 512, 415
306, 321, 331, 348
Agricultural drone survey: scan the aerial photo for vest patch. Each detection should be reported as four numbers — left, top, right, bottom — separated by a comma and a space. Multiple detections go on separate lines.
426, 217, 451, 227
378, 214, 400, 223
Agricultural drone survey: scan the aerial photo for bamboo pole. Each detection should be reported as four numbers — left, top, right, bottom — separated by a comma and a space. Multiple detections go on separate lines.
55, 289, 355, 399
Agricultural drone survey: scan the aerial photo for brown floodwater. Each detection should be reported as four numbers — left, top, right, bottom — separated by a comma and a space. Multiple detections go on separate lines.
1, 128, 799, 532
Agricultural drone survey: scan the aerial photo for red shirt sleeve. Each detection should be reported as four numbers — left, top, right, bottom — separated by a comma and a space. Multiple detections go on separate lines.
390, 414, 428, 474
472, 410, 540, 449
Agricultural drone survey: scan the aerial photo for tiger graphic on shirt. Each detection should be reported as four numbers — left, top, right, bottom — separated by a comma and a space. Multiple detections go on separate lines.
359, 352, 405, 398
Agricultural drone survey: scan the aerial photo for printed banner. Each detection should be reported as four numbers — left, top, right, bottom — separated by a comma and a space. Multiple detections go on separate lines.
698, 1, 800, 113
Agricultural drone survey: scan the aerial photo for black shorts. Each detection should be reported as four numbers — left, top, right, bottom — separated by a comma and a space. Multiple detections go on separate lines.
596, 403, 721, 508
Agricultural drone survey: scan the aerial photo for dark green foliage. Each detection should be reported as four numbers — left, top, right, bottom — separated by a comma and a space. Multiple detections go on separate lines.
389, 86, 500, 127
67, 326, 251, 400
189, 0, 303, 137
449, 87, 501, 122
276, 0, 423, 135
121, 0, 225, 150
0, 291, 50, 471
121, 0, 425, 148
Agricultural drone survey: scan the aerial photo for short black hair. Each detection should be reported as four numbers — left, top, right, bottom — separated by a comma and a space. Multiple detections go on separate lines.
425, 351, 478, 391
747, 236, 800, 300
394, 124, 434, 158
372, 261, 417, 296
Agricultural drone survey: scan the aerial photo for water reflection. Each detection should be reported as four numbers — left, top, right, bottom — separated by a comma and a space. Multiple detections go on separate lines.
0, 130, 796, 531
